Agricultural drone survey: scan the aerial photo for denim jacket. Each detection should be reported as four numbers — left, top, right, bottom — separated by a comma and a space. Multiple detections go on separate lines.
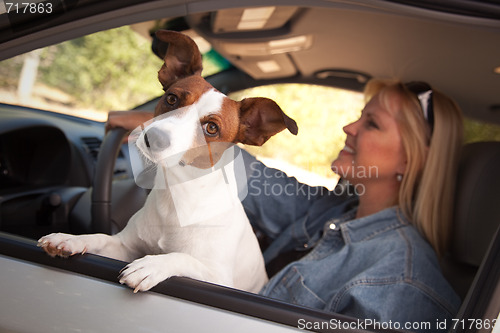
240, 150, 461, 332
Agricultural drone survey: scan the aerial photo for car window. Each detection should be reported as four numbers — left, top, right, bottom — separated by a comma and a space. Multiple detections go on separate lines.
464, 118, 500, 143
229, 84, 364, 189
229, 85, 500, 189
0, 24, 228, 122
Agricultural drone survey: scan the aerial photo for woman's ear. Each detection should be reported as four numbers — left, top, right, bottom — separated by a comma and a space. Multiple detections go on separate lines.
395, 153, 408, 178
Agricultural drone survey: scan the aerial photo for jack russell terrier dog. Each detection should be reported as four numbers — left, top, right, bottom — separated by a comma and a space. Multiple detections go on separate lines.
38, 30, 298, 293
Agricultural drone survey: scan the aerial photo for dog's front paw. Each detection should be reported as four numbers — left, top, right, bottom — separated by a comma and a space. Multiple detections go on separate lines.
118, 255, 172, 293
37, 233, 88, 258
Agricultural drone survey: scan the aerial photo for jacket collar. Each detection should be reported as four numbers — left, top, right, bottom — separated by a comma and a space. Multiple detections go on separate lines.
332, 206, 410, 244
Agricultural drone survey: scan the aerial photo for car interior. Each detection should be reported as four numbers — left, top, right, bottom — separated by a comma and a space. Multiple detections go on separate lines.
442, 141, 500, 323
1, 1, 500, 331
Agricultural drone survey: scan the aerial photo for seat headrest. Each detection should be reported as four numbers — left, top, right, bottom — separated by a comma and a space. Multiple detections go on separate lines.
452, 141, 500, 266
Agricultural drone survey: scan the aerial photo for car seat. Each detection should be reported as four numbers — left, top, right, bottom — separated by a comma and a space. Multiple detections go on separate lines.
441, 141, 500, 300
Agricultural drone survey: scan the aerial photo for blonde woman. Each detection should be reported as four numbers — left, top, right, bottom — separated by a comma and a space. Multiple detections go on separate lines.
241, 79, 463, 331
106, 79, 463, 331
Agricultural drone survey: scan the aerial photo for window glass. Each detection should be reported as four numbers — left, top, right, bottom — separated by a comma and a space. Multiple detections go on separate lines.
0, 25, 225, 121
229, 85, 500, 189
464, 118, 500, 143
229, 84, 364, 189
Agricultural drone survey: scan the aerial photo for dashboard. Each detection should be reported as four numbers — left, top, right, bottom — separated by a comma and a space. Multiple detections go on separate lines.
0, 125, 71, 189
0, 103, 135, 239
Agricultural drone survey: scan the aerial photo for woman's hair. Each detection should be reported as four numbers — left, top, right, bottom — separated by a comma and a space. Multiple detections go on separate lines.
364, 79, 464, 256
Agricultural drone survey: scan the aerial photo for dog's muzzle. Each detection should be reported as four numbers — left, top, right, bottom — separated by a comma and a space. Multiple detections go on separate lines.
144, 127, 171, 151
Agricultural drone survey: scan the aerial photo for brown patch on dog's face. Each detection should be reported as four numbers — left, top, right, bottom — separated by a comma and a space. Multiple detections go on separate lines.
154, 76, 214, 117
177, 96, 243, 169
152, 74, 246, 169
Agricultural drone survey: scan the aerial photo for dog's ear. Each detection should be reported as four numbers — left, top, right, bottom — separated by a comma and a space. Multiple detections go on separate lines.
155, 30, 203, 87
236, 97, 298, 146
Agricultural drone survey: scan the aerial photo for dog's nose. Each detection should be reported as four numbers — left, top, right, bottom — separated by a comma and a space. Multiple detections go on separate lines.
144, 127, 171, 151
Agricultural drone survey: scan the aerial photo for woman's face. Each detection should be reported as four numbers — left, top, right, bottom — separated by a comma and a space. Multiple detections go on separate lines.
331, 92, 406, 185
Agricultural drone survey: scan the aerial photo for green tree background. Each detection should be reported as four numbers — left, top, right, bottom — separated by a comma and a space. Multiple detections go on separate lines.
38, 26, 163, 111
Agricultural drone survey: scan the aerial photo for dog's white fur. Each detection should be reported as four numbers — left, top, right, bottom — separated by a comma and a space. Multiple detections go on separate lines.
38, 29, 297, 294
38, 89, 268, 293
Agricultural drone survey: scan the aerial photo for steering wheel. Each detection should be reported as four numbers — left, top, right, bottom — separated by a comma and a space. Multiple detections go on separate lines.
90, 127, 128, 234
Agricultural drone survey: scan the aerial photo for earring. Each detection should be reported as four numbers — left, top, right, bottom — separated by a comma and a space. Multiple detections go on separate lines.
396, 174, 403, 182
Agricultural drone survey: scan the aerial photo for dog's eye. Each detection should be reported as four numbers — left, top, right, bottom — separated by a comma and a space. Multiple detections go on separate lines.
203, 122, 219, 136
165, 93, 178, 106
